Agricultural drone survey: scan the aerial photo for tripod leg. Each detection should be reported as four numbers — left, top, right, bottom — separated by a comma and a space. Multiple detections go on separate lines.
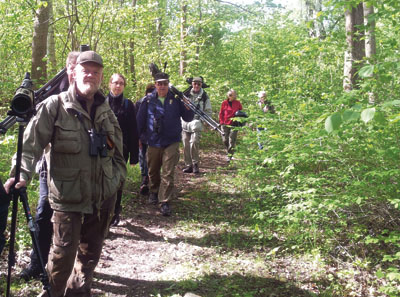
6, 189, 19, 297
18, 188, 52, 297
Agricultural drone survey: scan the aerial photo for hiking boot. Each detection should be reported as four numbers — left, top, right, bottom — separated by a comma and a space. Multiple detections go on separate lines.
148, 192, 158, 205
140, 184, 149, 195
110, 213, 120, 227
183, 166, 193, 173
160, 202, 171, 216
140, 176, 149, 195
20, 264, 41, 281
193, 163, 199, 174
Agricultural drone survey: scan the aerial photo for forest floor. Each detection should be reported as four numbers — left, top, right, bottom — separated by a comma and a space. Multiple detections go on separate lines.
1, 137, 330, 297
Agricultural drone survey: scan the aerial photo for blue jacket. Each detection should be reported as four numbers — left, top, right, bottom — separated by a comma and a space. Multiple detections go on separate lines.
136, 90, 194, 148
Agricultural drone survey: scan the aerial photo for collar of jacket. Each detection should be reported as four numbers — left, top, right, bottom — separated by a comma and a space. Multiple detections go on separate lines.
149, 89, 175, 104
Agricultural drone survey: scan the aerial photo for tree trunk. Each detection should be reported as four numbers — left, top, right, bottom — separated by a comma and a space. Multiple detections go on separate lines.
129, 0, 137, 85
47, 0, 57, 76
32, 0, 50, 87
343, 2, 365, 91
195, 0, 202, 68
156, 0, 163, 51
314, 0, 326, 39
304, 0, 326, 39
179, 1, 188, 76
364, 2, 376, 103
364, 3, 376, 60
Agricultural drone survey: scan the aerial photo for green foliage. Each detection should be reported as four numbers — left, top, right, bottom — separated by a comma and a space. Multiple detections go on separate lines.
2, 0, 400, 295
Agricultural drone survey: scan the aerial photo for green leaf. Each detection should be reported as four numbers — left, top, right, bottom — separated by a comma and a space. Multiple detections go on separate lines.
358, 64, 374, 78
361, 108, 375, 123
376, 270, 384, 278
342, 110, 360, 122
325, 113, 342, 133
382, 100, 400, 107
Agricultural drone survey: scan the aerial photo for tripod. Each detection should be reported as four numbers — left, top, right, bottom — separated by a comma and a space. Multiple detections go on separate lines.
1, 114, 52, 297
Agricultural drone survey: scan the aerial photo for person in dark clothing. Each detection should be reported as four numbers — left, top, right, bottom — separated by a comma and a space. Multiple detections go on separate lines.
19, 51, 80, 281
107, 73, 139, 226
136, 72, 194, 216
135, 83, 156, 195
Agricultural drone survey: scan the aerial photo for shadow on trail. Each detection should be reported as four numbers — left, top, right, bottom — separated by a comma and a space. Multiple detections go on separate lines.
92, 271, 315, 297
108, 221, 165, 242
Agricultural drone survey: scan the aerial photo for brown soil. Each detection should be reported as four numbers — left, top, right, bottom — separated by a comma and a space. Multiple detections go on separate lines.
91, 145, 230, 297
0, 140, 325, 297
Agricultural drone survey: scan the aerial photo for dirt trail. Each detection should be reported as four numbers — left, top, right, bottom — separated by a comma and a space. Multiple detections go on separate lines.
92, 146, 230, 297
1, 141, 321, 296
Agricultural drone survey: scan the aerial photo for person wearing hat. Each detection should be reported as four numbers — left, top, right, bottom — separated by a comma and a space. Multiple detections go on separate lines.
181, 76, 212, 174
18, 51, 80, 281
136, 72, 194, 216
4, 50, 126, 297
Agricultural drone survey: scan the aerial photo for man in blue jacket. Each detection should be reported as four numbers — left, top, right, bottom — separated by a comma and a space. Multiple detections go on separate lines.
136, 72, 194, 216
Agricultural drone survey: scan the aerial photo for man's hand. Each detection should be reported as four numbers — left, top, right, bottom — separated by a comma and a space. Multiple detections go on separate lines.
4, 178, 27, 194
182, 96, 191, 111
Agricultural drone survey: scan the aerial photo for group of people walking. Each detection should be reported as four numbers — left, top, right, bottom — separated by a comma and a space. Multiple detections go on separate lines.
0, 48, 271, 296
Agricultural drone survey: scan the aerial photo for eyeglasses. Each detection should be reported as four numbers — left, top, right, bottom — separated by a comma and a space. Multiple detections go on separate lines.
193, 82, 201, 86
111, 81, 124, 86
156, 81, 169, 86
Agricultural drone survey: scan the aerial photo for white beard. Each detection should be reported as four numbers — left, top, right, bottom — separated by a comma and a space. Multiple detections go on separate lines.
76, 80, 99, 97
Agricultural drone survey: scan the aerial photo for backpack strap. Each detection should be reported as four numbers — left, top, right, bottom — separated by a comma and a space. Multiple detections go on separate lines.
51, 95, 62, 143
201, 92, 208, 111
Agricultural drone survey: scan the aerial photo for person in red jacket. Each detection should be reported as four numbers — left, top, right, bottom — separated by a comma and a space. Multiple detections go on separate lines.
219, 89, 242, 161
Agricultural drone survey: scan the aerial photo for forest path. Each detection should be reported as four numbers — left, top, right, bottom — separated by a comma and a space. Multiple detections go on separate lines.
90, 139, 322, 297
0, 137, 324, 296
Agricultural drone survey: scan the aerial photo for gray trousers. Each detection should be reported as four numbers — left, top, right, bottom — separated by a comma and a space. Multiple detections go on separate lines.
182, 130, 201, 166
221, 125, 238, 156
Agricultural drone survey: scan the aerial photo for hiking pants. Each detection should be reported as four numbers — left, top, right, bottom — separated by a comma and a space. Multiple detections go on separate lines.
221, 125, 238, 156
147, 142, 180, 203
43, 206, 112, 297
30, 169, 53, 269
182, 130, 201, 167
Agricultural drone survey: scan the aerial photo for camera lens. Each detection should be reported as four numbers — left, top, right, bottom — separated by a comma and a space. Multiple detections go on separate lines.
11, 88, 33, 116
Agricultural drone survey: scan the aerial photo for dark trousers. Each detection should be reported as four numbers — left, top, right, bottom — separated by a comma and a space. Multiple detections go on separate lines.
0, 197, 9, 255
30, 169, 53, 268
139, 143, 148, 177
44, 206, 112, 297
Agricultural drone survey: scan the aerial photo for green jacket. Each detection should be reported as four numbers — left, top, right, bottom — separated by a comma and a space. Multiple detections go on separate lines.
11, 86, 126, 214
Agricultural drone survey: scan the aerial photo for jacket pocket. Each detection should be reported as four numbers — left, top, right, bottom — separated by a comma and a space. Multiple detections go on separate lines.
49, 167, 84, 204
53, 122, 81, 153
102, 158, 120, 201
52, 212, 74, 247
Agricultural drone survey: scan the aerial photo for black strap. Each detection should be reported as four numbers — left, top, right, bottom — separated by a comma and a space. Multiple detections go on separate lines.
50, 95, 62, 143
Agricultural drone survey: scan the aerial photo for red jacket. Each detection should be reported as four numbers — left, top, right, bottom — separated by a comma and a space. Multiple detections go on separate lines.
219, 99, 243, 125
